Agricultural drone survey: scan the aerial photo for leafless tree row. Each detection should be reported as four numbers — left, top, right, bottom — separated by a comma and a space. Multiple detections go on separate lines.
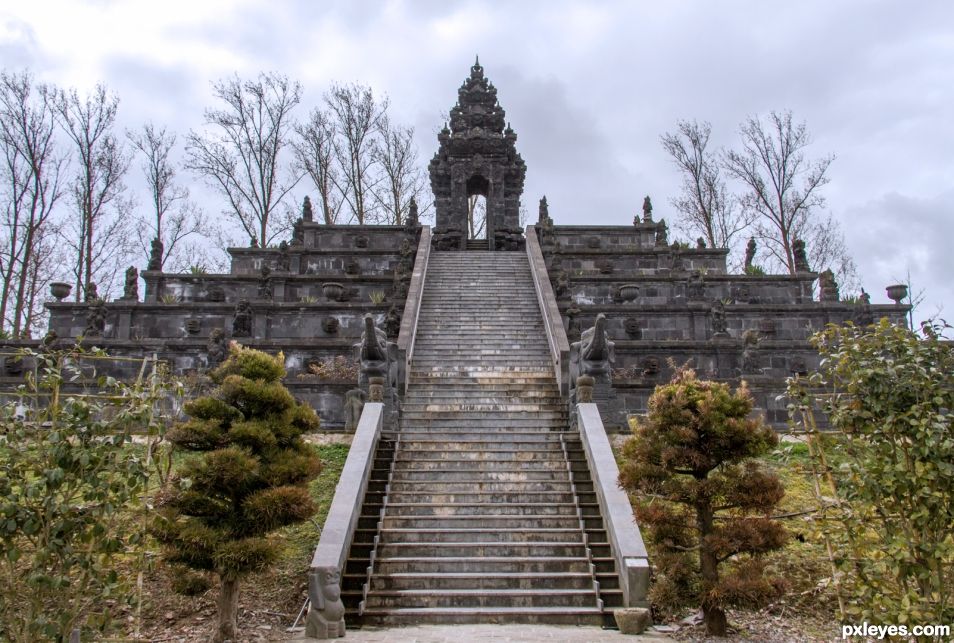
0, 69, 431, 336
661, 112, 859, 294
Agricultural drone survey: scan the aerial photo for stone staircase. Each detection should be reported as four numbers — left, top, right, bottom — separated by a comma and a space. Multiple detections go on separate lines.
341, 251, 622, 626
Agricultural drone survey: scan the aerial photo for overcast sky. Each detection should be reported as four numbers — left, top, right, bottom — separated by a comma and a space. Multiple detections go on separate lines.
2, 0, 952, 323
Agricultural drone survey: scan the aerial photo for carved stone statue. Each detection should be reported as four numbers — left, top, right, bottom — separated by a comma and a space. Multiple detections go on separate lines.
696, 237, 706, 249
710, 300, 729, 338
384, 305, 402, 339
250, 235, 259, 248
277, 241, 290, 272
739, 329, 761, 374
538, 196, 552, 226
853, 288, 873, 326
642, 196, 653, 223
302, 195, 314, 222
354, 314, 397, 389
123, 266, 139, 301
399, 238, 415, 273
654, 219, 668, 247
744, 237, 757, 270
306, 566, 346, 638
553, 270, 570, 299
792, 239, 810, 272
818, 269, 839, 302
147, 237, 163, 271
259, 265, 273, 299
343, 389, 367, 432
405, 197, 420, 228
84, 299, 106, 337
207, 328, 228, 366
232, 300, 253, 338
570, 313, 615, 384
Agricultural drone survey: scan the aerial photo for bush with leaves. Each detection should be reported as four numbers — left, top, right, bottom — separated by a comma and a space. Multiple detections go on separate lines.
787, 319, 954, 626
620, 367, 788, 635
151, 344, 321, 642
0, 348, 169, 642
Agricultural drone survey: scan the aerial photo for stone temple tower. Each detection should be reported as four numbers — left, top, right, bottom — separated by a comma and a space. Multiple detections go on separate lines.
429, 58, 527, 251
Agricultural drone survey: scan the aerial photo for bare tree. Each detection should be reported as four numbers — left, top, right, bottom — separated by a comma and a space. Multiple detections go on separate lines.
325, 83, 387, 224
128, 123, 207, 270
723, 111, 834, 275
372, 116, 429, 225
186, 72, 302, 245
467, 195, 486, 239
293, 107, 344, 224
806, 212, 860, 296
661, 120, 751, 253
55, 83, 132, 301
0, 70, 65, 334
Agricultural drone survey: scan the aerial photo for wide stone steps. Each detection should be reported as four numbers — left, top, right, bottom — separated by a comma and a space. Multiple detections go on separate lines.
346, 250, 619, 627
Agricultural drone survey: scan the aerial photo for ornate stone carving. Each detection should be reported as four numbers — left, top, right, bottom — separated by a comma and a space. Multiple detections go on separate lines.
429, 59, 526, 251
641, 357, 660, 376
696, 237, 706, 249
302, 195, 314, 222
185, 318, 201, 335
207, 328, 228, 366
655, 219, 668, 247
595, 259, 613, 274
343, 389, 366, 432
790, 357, 808, 376
207, 286, 225, 302
623, 317, 642, 339
642, 196, 653, 223
147, 237, 163, 271
553, 270, 570, 299
405, 197, 420, 229
586, 236, 601, 249
84, 299, 106, 337
84, 282, 100, 303
232, 300, 253, 338
538, 195, 552, 226
122, 266, 139, 301
792, 239, 810, 273
818, 269, 839, 302
258, 265, 273, 299
853, 288, 874, 326
384, 305, 402, 339
306, 566, 346, 639
355, 235, 369, 249
277, 241, 290, 272
570, 313, 615, 384
354, 314, 397, 390
739, 329, 761, 374
744, 237, 756, 270
322, 317, 340, 334
710, 301, 729, 338
344, 259, 360, 276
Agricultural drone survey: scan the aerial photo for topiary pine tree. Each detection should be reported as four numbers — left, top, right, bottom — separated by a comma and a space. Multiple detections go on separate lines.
619, 366, 788, 636
151, 344, 321, 642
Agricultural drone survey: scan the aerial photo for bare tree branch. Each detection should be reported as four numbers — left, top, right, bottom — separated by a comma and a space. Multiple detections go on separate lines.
186, 72, 302, 245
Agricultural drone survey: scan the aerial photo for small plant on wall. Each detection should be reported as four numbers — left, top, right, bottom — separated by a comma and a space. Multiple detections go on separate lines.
301, 355, 359, 382
150, 344, 321, 642
619, 366, 788, 636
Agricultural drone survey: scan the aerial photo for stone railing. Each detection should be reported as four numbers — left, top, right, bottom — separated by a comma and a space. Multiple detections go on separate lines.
577, 403, 650, 607
396, 226, 431, 396
525, 225, 571, 396
305, 402, 383, 638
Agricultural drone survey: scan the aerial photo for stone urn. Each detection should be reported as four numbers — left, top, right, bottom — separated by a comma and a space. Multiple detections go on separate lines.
886, 284, 908, 305
617, 284, 639, 303
322, 282, 345, 302
50, 282, 72, 301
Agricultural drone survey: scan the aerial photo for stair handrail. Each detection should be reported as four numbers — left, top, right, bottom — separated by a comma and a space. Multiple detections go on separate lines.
525, 225, 571, 397
396, 226, 431, 396
576, 402, 650, 608
305, 402, 384, 637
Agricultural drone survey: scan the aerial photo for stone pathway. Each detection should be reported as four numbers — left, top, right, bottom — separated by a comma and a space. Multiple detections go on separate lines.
290, 623, 673, 641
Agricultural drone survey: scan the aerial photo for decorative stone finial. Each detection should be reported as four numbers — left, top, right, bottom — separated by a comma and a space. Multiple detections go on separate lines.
147, 237, 163, 271
122, 266, 139, 301
654, 219, 668, 247
642, 196, 653, 223
538, 196, 552, 226
302, 195, 314, 222
792, 239, 810, 272
406, 197, 419, 227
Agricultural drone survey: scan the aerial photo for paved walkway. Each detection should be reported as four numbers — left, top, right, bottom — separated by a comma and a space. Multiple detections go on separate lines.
290, 623, 674, 641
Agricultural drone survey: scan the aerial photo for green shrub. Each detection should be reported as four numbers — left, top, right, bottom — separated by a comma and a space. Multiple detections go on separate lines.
153, 344, 321, 642
620, 366, 788, 635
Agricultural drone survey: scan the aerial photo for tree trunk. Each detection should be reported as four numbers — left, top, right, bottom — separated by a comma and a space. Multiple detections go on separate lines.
697, 502, 727, 636
214, 577, 240, 643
